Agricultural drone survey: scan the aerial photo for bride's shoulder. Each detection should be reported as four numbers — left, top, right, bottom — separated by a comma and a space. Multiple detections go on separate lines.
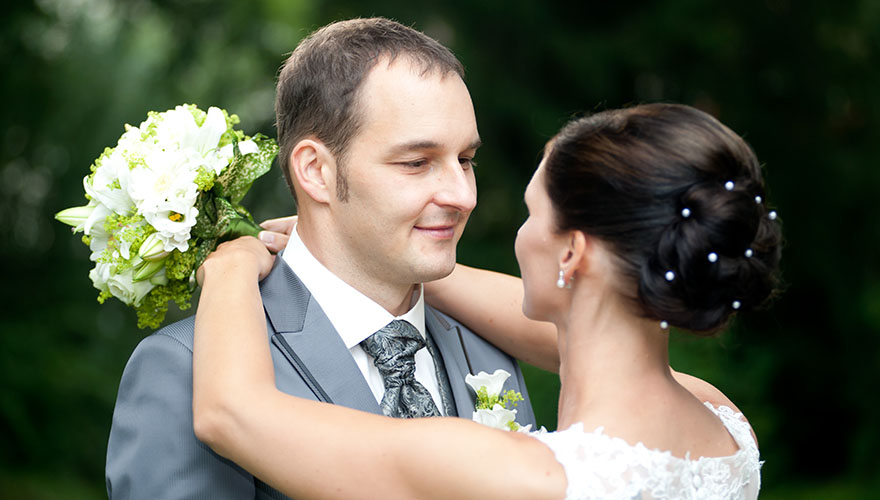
672, 370, 740, 412
671, 370, 758, 445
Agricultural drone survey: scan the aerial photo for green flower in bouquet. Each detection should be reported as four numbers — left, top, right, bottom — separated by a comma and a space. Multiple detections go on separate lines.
55, 104, 277, 329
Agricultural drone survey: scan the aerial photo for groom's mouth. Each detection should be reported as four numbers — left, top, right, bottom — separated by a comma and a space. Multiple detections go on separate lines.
413, 224, 457, 240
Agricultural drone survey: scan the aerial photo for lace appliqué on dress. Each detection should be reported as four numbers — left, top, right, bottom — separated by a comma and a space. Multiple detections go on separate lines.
530, 403, 762, 500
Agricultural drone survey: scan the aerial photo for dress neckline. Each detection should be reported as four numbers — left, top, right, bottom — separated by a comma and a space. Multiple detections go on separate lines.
553, 402, 755, 463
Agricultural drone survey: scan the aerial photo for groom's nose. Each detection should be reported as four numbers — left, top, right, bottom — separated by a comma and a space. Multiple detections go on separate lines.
431, 159, 477, 213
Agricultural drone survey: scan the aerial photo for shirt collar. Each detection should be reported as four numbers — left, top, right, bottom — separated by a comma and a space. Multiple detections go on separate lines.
281, 225, 425, 348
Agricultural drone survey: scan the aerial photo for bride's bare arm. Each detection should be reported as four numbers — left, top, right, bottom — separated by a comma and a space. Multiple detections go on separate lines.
192, 237, 565, 500
425, 264, 559, 372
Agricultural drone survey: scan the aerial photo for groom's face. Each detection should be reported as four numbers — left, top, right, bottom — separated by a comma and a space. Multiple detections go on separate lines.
328, 58, 480, 287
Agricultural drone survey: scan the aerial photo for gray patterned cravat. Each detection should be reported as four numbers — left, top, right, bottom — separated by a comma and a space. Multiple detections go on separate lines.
361, 320, 441, 418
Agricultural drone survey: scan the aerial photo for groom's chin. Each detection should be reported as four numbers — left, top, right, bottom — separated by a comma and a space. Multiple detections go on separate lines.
410, 254, 458, 284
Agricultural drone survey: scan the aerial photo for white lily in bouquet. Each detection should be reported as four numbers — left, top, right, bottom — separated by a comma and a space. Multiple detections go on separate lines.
56, 104, 277, 329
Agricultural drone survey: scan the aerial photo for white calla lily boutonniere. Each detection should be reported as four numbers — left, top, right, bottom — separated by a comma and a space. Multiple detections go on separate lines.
465, 369, 530, 432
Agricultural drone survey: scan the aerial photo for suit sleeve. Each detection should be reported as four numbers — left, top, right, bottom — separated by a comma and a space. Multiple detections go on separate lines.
105, 330, 255, 499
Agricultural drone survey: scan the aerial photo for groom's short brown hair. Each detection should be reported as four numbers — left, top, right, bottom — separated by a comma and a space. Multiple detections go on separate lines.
275, 17, 465, 202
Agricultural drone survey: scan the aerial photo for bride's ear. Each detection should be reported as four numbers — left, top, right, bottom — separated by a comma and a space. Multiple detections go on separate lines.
290, 139, 336, 204
559, 230, 592, 280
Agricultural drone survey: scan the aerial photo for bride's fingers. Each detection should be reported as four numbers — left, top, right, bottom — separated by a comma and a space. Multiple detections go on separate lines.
197, 236, 275, 285
259, 215, 297, 235
258, 230, 289, 254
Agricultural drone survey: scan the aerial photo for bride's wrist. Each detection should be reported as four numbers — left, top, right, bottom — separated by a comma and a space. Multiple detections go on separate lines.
200, 251, 263, 286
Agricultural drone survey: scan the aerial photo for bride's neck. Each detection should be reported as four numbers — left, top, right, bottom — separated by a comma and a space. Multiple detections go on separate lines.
554, 288, 673, 429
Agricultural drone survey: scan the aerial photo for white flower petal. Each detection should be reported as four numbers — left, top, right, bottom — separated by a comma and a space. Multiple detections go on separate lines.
89, 262, 113, 291
196, 107, 228, 155
138, 232, 170, 261
465, 369, 511, 397
472, 404, 518, 431
84, 152, 134, 215
237, 139, 258, 156
83, 202, 112, 236
108, 267, 156, 306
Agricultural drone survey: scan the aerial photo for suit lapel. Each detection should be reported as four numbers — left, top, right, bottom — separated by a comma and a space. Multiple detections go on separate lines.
261, 258, 382, 415
425, 306, 475, 417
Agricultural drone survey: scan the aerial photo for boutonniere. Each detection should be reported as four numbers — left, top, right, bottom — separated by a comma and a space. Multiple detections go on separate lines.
465, 369, 530, 432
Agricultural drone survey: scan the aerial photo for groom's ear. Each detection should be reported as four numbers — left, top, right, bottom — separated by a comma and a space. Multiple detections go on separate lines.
290, 138, 336, 205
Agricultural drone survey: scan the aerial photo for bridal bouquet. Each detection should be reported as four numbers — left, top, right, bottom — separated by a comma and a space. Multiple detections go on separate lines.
55, 104, 277, 329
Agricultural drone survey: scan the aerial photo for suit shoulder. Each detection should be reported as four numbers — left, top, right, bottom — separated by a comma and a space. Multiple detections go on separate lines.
139, 316, 196, 353
426, 306, 513, 360
426, 306, 464, 331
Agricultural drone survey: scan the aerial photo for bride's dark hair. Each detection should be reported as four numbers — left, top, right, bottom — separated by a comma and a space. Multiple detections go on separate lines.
544, 103, 782, 333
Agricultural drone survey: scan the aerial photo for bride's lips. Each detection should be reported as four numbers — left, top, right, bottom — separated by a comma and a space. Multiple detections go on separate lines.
413, 224, 456, 239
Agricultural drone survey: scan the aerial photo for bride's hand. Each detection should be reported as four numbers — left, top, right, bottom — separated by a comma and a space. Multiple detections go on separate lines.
197, 236, 275, 285
257, 215, 297, 253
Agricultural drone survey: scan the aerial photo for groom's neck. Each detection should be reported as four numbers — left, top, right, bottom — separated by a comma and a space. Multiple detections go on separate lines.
296, 219, 418, 316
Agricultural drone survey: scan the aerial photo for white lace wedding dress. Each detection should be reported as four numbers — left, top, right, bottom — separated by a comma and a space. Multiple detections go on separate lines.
529, 403, 761, 500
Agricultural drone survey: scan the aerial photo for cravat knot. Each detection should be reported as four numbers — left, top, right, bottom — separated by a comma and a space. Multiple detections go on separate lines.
360, 320, 440, 418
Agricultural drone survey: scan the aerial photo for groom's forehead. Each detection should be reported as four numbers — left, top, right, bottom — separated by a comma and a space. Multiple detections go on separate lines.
357, 57, 470, 112
352, 62, 476, 147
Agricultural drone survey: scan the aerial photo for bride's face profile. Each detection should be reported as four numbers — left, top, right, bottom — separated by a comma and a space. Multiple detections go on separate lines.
515, 159, 568, 322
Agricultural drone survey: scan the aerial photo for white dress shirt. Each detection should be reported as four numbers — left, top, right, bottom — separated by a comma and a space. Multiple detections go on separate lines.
282, 226, 446, 414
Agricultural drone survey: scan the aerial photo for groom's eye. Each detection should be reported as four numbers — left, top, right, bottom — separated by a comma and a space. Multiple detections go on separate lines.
402, 159, 428, 168
459, 157, 477, 170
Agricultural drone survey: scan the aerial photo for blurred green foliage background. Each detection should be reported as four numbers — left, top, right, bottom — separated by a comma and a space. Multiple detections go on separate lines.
2, 0, 879, 498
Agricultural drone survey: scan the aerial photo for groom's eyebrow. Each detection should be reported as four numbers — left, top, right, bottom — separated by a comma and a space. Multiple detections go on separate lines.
466, 138, 483, 151
387, 138, 483, 156
388, 140, 440, 154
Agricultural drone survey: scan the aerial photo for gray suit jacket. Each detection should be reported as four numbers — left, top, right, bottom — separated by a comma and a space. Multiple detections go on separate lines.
106, 257, 535, 499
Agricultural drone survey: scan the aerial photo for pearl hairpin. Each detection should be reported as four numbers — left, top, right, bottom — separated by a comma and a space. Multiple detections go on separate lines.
708, 252, 718, 263
681, 208, 691, 218
768, 210, 777, 220
724, 181, 735, 191
755, 195, 763, 204
732, 300, 741, 310
745, 249, 754, 258
665, 271, 675, 282
660, 321, 669, 329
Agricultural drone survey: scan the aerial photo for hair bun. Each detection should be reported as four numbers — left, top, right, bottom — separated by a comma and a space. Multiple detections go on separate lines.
640, 178, 781, 333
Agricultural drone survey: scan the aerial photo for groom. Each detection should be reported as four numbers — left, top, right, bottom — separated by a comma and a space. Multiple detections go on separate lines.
105, 17, 535, 499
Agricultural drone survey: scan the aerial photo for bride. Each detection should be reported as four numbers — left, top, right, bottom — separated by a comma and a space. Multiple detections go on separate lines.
192, 103, 781, 499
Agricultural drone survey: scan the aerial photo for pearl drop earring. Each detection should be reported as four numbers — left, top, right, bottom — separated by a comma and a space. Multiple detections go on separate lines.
556, 270, 566, 289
